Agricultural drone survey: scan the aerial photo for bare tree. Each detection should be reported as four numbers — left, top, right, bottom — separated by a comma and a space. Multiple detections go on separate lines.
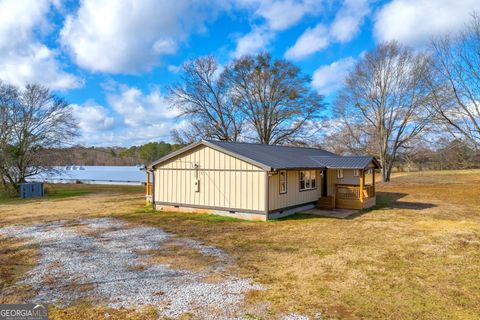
0, 83, 77, 193
336, 42, 432, 181
224, 52, 325, 144
429, 14, 480, 149
0, 82, 19, 189
169, 56, 243, 144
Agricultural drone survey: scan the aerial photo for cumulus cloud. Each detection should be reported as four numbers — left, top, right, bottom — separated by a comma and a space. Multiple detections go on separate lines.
256, 0, 321, 31
61, 0, 227, 73
284, 24, 329, 60
232, 0, 321, 58
72, 103, 115, 133
285, 0, 370, 60
74, 85, 180, 146
311, 57, 356, 95
232, 27, 275, 58
107, 85, 179, 127
0, 0, 82, 90
330, 0, 370, 42
374, 0, 480, 46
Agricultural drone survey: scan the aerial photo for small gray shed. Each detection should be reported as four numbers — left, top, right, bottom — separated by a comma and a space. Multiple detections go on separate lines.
19, 182, 44, 199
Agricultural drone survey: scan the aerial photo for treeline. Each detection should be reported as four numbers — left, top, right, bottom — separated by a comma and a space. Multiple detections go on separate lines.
3, 16, 480, 193
168, 15, 480, 181
44, 142, 182, 166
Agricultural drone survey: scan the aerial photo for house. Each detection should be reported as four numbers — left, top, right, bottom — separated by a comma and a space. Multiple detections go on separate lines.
146, 140, 381, 221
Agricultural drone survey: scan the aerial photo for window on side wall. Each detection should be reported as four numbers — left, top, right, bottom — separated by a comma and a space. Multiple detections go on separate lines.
337, 169, 344, 179
353, 169, 360, 177
279, 170, 287, 194
300, 170, 317, 191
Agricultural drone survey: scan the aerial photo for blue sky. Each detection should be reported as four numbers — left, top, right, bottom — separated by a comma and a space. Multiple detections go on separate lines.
1, 0, 479, 146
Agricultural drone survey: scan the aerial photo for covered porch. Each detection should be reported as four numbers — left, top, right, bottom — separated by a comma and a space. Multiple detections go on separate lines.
335, 169, 376, 209
317, 157, 380, 210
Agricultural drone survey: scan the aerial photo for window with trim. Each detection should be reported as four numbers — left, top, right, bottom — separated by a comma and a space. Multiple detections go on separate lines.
337, 169, 344, 179
299, 170, 317, 191
279, 170, 287, 194
353, 169, 360, 177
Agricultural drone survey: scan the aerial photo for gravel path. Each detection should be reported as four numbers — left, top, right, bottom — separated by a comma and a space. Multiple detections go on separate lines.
0, 218, 263, 319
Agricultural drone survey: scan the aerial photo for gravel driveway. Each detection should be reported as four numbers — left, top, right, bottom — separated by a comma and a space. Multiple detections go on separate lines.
0, 218, 263, 319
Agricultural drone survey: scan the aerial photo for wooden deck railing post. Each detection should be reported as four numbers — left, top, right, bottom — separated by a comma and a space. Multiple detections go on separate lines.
359, 170, 364, 203
372, 169, 375, 196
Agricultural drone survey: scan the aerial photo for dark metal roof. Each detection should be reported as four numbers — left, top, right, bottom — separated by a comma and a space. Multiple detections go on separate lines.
206, 140, 337, 169
148, 140, 380, 170
310, 156, 381, 169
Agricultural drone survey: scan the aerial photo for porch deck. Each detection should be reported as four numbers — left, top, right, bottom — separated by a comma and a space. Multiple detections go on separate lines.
335, 184, 376, 209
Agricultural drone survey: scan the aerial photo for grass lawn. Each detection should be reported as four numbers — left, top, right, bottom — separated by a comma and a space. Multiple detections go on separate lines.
1, 171, 480, 319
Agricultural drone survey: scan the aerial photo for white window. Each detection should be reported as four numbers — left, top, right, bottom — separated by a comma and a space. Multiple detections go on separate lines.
279, 170, 287, 194
337, 169, 344, 179
353, 169, 360, 177
300, 170, 317, 191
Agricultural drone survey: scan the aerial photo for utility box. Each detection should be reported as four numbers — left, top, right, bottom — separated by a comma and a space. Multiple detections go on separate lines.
19, 182, 44, 199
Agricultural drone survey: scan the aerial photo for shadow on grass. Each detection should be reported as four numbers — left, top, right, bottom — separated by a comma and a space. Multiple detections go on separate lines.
361, 192, 437, 213
276, 213, 326, 221
281, 192, 438, 221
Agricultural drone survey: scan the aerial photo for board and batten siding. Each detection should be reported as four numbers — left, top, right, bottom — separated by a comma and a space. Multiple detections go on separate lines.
268, 169, 322, 211
154, 145, 266, 212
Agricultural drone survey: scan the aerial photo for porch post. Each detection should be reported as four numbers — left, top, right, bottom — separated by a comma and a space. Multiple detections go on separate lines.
359, 169, 364, 203
372, 169, 375, 195
146, 171, 151, 205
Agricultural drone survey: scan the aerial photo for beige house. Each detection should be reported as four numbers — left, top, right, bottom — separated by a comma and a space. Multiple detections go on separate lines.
146, 140, 380, 221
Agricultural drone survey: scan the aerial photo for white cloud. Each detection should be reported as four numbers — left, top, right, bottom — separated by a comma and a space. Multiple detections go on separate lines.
284, 24, 329, 60
311, 57, 356, 95
74, 85, 180, 146
330, 0, 370, 42
76, 122, 176, 147
0, 0, 82, 90
256, 0, 321, 31
285, 0, 370, 60
167, 64, 182, 74
61, 0, 227, 73
374, 0, 480, 46
107, 85, 179, 127
72, 103, 115, 133
232, 0, 321, 58
232, 27, 274, 58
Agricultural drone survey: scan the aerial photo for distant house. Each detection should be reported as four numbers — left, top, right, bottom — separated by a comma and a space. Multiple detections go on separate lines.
146, 140, 380, 221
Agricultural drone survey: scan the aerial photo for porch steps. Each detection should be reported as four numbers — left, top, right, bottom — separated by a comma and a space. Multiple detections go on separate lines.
316, 196, 335, 210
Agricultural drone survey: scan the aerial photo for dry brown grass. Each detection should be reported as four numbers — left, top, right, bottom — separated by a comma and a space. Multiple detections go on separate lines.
118, 170, 480, 319
48, 304, 159, 320
0, 184, 144, 226
137, 240, 217, 273
0, 237, 38, 304
1, 171, 480, 319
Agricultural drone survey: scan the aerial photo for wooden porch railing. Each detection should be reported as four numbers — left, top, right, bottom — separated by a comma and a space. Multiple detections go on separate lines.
336, 184, 375, 201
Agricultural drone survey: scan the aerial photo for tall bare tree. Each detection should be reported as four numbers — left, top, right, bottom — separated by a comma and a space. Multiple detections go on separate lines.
429, 14, 480, 149
169, 56, 243, 144
0, 82, 19, 189
336, 42, 432, 181
0, 83, 77, 193
224, 53, 325, 144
